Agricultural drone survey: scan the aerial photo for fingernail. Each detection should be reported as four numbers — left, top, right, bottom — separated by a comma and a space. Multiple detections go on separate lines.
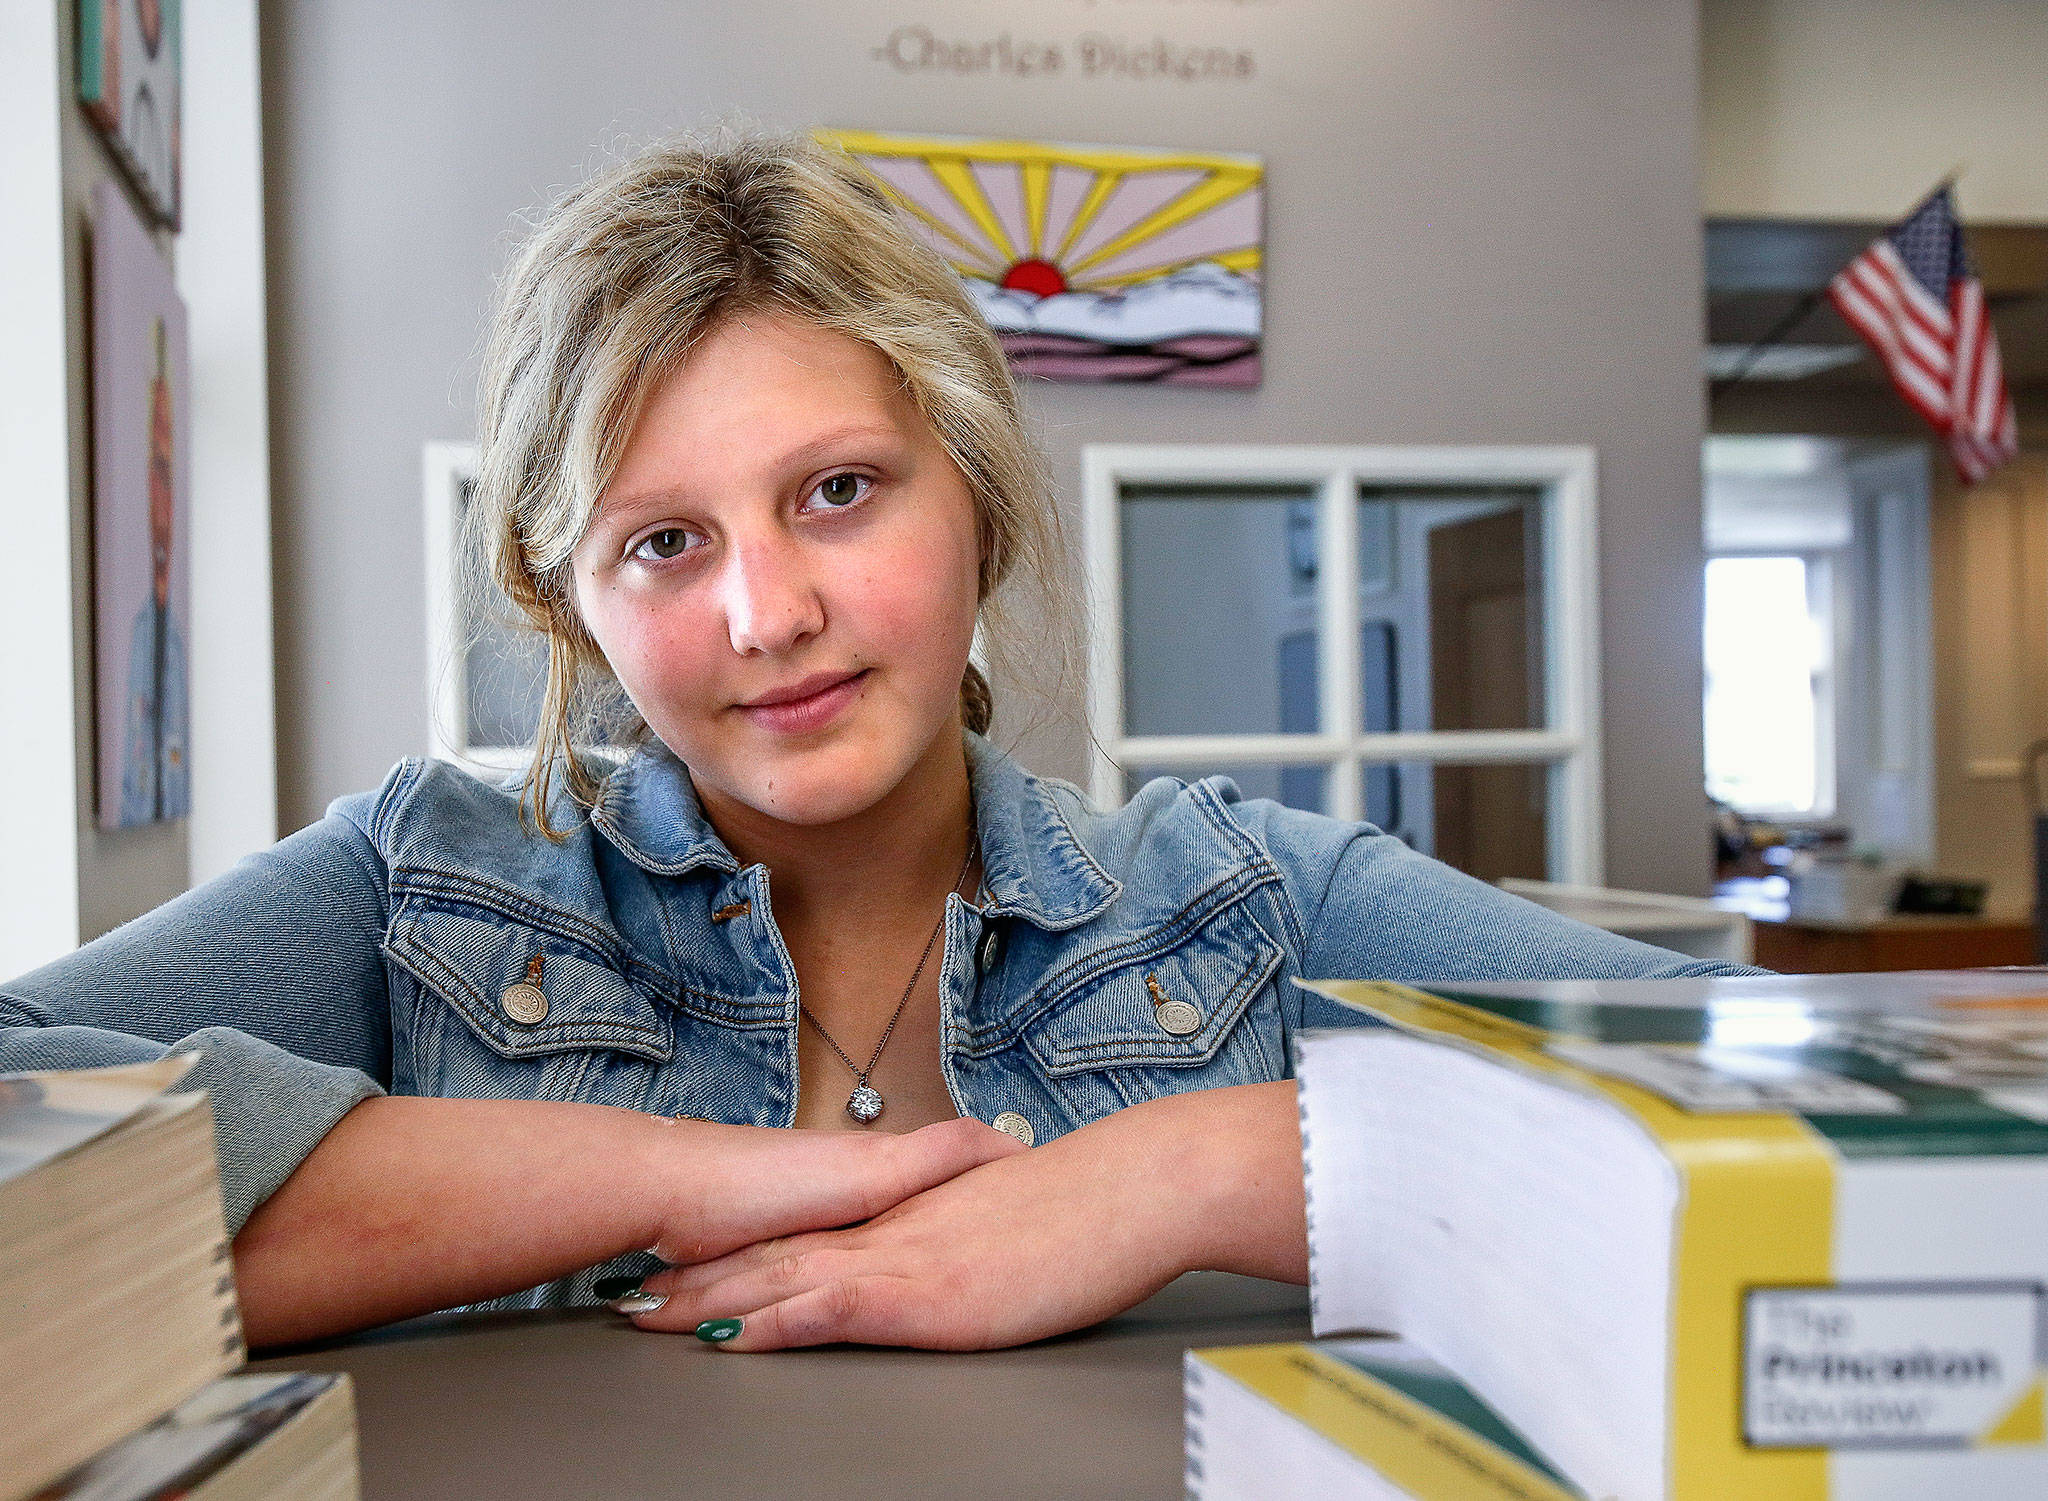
596, 1276, 669, 1315
695, 1317, 743, 1344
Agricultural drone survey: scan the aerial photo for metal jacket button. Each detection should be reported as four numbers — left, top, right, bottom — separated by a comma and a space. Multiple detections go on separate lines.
977, 924, 1004, 974
991, 1111, 1035, 1146
500, 982, 548, 1025
1145, 973, 1202, 1036
501, 953, 549, 1024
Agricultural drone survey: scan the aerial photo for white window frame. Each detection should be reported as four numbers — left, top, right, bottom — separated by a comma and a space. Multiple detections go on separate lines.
0, 0, 80, 969
1083, 443, 1604, 884
423, 440, 533, 777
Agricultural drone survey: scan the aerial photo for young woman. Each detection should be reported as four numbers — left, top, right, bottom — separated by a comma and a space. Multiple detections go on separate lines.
1, 132, 1750, 1353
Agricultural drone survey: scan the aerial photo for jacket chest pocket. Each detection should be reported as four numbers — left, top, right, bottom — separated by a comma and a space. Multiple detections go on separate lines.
382, 896, 674, 1108
1020, 899, 1286, 1114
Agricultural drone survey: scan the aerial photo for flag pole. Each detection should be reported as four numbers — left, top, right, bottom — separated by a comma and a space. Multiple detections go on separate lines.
1708, 286, 1830, 404
1707, 169, 1966, 407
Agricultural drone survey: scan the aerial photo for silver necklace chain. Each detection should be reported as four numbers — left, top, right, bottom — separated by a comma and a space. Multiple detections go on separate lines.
799, 838, 978, 1123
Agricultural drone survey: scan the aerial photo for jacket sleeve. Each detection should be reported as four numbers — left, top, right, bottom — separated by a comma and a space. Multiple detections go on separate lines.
1224, 798, 1767, 1032
0, 800, 394, 1234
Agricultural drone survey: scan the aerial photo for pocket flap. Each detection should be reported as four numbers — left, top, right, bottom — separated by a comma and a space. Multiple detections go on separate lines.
384, 898, 673, 1063
1023, 905, 1282, 1077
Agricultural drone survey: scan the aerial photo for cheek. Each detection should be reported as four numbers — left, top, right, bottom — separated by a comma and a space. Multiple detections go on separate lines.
844, 526, 980, 663
577, 576, 719, 709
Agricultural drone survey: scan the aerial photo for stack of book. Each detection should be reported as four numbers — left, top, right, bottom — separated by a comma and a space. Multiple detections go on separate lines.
1, 1057, 359, 1500
1188, 1334, 1585, 1500
1190, 970, 2048, 1500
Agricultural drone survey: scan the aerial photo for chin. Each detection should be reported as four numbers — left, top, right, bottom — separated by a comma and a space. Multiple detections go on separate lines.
706, 735, 911, 826
749, 769, 889, 825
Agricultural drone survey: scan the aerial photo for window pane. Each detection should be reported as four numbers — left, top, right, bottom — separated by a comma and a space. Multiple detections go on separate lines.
1121, 487, 1319, 736
1369, 760, 1551, 882
1125, 762, 1328, 814
1361, 618, 1397, 733
1357, 489, 1547, 732
456, 479, 549, 749
1703, 556, 1820, 813
464, 613, 548, 749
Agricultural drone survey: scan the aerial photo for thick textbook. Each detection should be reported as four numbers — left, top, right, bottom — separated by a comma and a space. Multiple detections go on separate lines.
1186, 1336, 1583, 1501
1296, 970, 2048, 1501
30, 1372, 358, 1501
0, 1058, 244, 1501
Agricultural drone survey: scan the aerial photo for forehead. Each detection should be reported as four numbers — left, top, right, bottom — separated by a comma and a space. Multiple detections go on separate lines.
610, 312, 920, 484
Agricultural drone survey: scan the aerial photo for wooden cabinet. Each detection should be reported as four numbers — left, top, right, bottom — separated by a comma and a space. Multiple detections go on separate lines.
1752, 914, 2038, 973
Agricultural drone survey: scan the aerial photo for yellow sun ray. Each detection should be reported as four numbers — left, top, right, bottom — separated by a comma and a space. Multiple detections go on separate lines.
1066, 168, 1261, 279
1055, 172, 1125, 265
1021, 159, 1051, 258
819, 128, 1257, 179
924, 156, 1019, 267
817, 127, 1262, 277
819, 127, 1265, 309
1074, 244, 1262, 292
858, 173, 1005, 274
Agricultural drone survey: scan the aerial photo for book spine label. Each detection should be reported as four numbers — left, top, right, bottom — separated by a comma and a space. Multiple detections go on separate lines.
1744, 1284, 2046, 1449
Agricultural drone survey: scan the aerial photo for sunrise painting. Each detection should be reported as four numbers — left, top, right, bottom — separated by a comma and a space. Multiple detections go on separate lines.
819, 129, 1264, 387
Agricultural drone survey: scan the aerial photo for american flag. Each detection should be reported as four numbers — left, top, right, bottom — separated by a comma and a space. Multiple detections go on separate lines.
1827, 185, 2017, 484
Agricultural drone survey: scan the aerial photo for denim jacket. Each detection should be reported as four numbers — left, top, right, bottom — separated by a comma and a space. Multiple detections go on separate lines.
1, 732, 1750, 1307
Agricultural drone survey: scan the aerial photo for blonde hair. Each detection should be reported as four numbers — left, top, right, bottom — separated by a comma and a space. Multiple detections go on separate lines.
466, 129, 1076, 837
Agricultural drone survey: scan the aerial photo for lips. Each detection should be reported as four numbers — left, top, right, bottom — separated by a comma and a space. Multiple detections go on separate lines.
735, 668, 870, 735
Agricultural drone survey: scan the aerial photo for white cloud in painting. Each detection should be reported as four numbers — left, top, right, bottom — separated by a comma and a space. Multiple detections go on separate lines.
966, 261, 1260, 346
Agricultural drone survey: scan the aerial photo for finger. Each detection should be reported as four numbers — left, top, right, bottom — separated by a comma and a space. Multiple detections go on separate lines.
706, 1275, 944, 1352
620, 1238, 857, 1333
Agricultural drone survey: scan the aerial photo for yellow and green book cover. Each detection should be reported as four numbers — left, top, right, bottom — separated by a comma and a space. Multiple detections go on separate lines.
1187, 1336, 1584, 1500
1295, 971, 2048, 1501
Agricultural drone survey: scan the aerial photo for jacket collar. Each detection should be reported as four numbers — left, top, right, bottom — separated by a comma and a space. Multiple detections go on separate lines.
963, 733, 1122, 930
588, 732, 1120, 932
586, 740, 737, 881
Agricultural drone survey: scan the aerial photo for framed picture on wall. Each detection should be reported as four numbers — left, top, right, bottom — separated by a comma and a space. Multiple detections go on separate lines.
78, 0, 183, 227
820, 129, 1263, 387
92, 179, 192, 828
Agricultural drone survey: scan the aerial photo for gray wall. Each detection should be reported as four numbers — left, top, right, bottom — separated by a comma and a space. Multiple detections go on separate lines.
262, 0, 1714, 894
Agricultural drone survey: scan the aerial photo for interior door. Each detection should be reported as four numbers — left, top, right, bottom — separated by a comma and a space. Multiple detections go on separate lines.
1426, 506, 1547, 880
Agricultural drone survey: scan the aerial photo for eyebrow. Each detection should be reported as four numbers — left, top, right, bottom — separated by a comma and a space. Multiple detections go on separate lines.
600, 420, 908, 522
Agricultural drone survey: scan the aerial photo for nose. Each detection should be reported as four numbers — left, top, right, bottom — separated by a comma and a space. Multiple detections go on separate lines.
720, 528, 825, 658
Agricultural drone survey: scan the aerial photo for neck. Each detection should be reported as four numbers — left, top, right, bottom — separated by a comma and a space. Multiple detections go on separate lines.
696, 717, 977, 927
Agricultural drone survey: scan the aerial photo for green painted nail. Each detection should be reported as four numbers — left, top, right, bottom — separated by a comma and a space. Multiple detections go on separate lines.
695, 1317, 743, 1343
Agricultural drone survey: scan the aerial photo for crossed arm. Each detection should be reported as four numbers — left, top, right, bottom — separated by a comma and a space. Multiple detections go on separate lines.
231, 1079, 1307, 1350
4, 809, 1311, 1353
45, 802, 1739, 1351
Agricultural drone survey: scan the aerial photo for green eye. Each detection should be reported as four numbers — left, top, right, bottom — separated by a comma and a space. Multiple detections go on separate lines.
815, 473, 867, 507
635, 528, 692, 560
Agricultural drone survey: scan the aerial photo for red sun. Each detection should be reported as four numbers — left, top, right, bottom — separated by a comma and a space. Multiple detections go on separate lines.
999, 259, 1068, 298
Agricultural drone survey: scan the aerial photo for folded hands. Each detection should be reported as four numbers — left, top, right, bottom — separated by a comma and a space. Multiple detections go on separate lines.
618, 1079, 1308, 1351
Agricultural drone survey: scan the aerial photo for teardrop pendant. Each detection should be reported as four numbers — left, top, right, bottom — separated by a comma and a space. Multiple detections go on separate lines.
846, 1084, 884, 1123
